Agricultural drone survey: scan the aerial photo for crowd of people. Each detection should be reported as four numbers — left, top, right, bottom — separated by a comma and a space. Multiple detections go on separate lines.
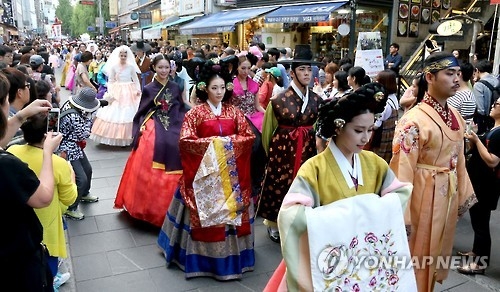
1, 36, 499, 292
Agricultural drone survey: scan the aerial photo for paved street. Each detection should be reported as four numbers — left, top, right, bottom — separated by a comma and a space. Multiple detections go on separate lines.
52, 66, 500, 291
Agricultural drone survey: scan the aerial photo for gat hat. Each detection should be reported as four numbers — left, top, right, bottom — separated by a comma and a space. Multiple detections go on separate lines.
265, 67, 281, 78
68, 87, 100, 112
19, 46, 33, 55
29, 55, 45, 66
130, 40, 152, 53
278, 44, 322, 66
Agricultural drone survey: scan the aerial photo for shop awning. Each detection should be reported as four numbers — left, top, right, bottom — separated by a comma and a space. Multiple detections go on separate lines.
109, 21, 139, 33
163, 15, 196, 29
180, 7, 278, 35
265, 2, 347, 23
129, 28, 143, 40
143, 26, 162, 39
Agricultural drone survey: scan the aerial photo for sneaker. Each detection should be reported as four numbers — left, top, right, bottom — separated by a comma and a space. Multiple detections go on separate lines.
81, 194, 99, 203
64, 209, 84, 220
53, 272, 70, 289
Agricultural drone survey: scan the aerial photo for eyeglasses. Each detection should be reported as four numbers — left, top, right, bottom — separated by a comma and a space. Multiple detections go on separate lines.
24, 83, 30, 89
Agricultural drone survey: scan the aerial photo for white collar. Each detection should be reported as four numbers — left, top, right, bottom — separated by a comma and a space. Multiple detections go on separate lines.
290, 81, 309, 113
207, 100, 222, 116
328, 140, 363, 189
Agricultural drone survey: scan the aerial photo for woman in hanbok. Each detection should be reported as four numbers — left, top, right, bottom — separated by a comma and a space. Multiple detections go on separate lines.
157, 58, 256, 280
258, 45, 322, 243
90, 45, 141, 146
114, 54, 188, 227
232, 51, 266, 199
264, 83, 413, 291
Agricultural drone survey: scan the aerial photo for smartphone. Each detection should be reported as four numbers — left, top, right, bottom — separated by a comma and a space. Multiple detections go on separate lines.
47, 108, 60, 134
466, 121, 473, 135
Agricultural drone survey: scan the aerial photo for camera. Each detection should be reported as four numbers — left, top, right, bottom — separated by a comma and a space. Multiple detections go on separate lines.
47, 108, 60, 134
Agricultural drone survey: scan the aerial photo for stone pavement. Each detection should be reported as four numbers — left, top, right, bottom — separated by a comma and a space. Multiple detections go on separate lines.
52, 68, 500, 292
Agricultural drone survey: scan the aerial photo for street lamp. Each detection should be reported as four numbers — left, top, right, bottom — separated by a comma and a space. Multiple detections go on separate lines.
429, 14, 483, 63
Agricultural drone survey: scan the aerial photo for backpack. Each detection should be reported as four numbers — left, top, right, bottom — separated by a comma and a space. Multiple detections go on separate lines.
474, 79, 499, 134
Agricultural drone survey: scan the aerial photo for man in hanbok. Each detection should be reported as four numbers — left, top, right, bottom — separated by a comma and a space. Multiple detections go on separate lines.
131, 40, 153, 90
390, 51, 477, 291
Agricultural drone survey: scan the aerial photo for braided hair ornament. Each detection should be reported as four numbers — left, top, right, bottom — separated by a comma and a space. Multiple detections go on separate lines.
316, 82, 388, 139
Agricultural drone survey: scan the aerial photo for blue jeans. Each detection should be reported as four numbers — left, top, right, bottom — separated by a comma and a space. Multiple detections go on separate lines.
68, 151, 92, 211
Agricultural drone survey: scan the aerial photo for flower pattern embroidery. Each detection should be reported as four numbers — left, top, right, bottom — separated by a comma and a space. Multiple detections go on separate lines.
317, 230, 402, 291
155, 88, 173, 130
392, 121, 419, 154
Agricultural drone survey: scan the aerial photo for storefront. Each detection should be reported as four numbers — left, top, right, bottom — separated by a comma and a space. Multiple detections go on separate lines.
162, 15, 197, 46
179, 7, 278, 49
238, 0, 394, 61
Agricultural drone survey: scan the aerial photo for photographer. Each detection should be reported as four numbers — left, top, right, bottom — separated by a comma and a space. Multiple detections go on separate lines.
58, 87, 100, 220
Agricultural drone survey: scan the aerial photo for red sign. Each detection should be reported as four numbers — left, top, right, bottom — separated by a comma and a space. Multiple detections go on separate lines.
491, 0, 500, 4
80, 0, 95, 5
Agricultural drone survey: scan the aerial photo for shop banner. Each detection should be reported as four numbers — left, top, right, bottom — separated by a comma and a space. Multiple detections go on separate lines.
265, 2, 347, 23
354, 32, 384, 78
180, 0, 205, 16
109, 0, 118, 16
52, 24, 62, 40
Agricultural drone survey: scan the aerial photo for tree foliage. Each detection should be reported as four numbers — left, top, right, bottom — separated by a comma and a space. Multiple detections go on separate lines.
55, 0, 73, 36
71, 4, 96, 37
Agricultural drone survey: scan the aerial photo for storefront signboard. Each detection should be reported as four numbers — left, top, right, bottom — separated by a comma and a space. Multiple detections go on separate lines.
180, 0, 205, 16
265, 2, 347, 23
435, 19, 462, 36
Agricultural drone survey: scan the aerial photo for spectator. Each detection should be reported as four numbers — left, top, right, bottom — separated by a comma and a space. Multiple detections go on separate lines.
59, 88, 101, 220
8, 113, 77, 290
473, 59, 498, 134
448, 62, 476, 121
0, 71, 62, 291
384, 42, 402, 76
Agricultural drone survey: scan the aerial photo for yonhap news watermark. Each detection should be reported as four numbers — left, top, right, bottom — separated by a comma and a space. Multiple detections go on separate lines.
319, 252, 488, 274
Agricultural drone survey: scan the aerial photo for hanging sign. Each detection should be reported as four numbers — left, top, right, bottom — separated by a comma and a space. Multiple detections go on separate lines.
435, 19, 462, 36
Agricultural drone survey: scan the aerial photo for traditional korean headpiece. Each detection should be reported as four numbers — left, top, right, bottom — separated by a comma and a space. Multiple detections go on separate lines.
423, 52, 460, 73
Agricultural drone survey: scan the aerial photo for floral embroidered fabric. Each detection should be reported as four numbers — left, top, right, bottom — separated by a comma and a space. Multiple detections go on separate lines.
192, 137, 244, 228
422, 93, 459, 130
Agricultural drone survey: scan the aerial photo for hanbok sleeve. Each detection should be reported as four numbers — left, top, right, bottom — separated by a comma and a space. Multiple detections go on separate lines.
130, 65, 141, 92
230, 106, 255, 159
261, 101, 278, 155
277, 160, 319, 292
178, 108, 214, 156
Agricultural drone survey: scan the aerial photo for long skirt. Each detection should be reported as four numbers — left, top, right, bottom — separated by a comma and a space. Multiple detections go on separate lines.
90, 82, 140, 146
114, 119, 182, 227
157, 188, 255, 280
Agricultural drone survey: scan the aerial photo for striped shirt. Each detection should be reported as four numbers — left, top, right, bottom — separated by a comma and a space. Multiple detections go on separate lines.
448, 89, 476, 120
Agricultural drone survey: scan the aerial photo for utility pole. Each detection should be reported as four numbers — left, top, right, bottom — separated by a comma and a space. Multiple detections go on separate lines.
98, 0, 103, 36
493, 5, 500, 75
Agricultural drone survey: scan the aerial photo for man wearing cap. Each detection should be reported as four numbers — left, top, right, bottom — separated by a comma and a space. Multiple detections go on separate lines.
131, 40, 153, 89
390, 52, 476, 291
30, 54, 59, 103
59, 87, 101, 220
259, 44, 322, 243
